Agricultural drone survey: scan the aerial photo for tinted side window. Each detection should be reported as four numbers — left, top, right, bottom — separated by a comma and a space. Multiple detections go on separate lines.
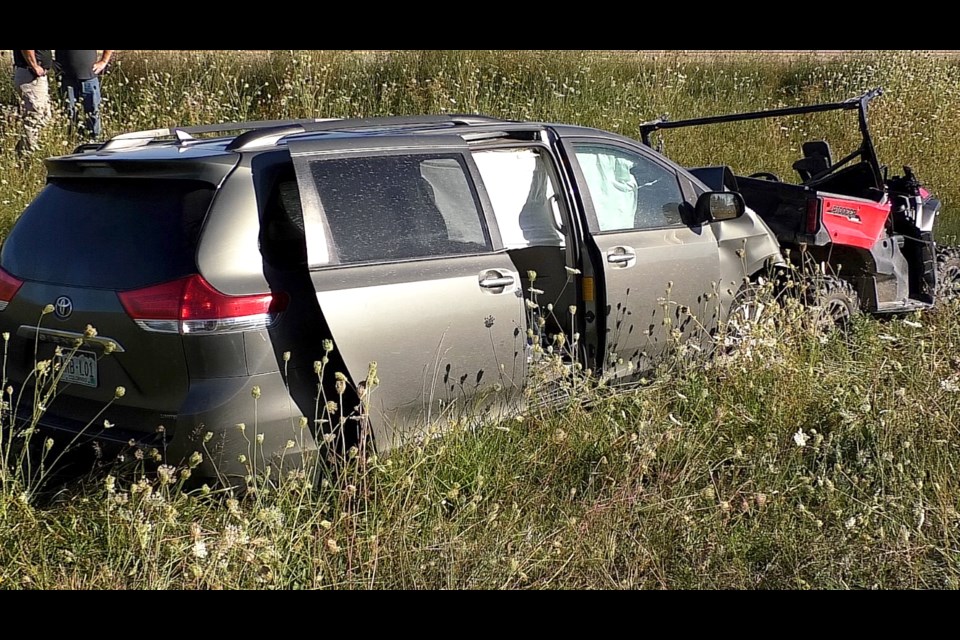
260, 166, 307, 270
574, 144, 685, 231
472, 147, 565, 249
307, 154, 490, 264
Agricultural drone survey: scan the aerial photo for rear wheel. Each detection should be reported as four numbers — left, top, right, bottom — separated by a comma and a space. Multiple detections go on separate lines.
809, 275, 859, 332
936, 244, 960, 303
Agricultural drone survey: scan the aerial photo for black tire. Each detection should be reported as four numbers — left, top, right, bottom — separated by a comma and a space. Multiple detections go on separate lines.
936, 244, 960, 303
809, 275, 860, 332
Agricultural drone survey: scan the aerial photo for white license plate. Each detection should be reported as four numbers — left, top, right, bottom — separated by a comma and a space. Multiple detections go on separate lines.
61, 351, 98, 388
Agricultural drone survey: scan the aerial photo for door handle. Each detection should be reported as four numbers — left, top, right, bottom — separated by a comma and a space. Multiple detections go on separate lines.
607, 253, 636, 264
479, 275, 516, 289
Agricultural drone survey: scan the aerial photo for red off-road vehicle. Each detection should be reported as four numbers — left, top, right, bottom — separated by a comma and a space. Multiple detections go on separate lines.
640, 87, 959, 320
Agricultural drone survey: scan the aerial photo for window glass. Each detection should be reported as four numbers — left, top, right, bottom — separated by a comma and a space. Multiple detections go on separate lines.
308, 154, 489, 263
1, 178, 213, 288
260, 167, 307, 270
574, 144, 685, 231
472, 147, 565, 249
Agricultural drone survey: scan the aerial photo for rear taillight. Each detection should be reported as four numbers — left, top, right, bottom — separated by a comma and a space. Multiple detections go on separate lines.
118, 274, 287, 335
805, 197, 821, 234
0, 267, 24, 311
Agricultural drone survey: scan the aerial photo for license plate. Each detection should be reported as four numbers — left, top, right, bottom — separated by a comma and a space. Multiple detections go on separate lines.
61, 350, 98, 388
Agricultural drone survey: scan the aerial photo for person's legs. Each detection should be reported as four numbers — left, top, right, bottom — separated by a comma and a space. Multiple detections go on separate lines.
58, 77, 80, 135
13, 66, 51, 155
79, 77, 102, 138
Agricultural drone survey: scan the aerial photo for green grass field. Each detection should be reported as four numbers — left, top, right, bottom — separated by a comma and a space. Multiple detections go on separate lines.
1, 50, 960, 589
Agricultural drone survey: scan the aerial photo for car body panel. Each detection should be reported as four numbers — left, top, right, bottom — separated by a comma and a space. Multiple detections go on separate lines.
287, 135, 526, 449
819, 194, 891, 250
559, 135, 723, 375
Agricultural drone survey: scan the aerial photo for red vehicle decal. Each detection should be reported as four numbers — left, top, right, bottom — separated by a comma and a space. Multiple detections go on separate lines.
819, 196, 890, 249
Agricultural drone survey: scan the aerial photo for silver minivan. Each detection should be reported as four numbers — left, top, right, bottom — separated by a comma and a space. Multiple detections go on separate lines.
0, 115, 784, 483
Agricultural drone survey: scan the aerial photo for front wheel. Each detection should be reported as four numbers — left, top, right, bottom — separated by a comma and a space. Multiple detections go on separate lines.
719, 277, 783, 353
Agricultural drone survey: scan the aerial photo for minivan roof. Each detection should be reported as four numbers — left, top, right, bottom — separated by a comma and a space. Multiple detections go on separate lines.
52, 114, 637, 165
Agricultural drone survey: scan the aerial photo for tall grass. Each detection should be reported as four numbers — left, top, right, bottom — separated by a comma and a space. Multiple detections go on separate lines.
3, 50, 960, 237
3, 293, 960, 589
1, 51, 960, 589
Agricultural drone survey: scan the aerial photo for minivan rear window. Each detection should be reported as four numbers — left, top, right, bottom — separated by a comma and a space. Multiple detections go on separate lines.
1, 178, 215, 289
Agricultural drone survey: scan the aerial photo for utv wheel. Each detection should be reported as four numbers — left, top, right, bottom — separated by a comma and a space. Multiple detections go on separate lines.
809, 275, 859, 331
936, 244, 960, 302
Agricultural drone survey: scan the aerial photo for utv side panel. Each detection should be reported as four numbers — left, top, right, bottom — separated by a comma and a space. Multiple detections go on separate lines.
820, 195, 891, 250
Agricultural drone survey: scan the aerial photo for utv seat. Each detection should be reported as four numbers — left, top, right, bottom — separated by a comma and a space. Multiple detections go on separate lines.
793, 140, 833, 183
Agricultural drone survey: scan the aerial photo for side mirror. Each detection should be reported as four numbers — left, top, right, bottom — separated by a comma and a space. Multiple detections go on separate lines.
695, 191, 745, 223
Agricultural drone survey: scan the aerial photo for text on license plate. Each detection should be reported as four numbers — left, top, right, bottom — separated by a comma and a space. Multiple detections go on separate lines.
61, 351, 98, 388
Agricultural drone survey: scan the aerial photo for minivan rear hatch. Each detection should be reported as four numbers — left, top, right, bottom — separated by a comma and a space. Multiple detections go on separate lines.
0, 162, 229, 442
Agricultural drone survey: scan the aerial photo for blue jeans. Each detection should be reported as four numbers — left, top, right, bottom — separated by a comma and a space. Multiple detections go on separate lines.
59, 76, 102, 138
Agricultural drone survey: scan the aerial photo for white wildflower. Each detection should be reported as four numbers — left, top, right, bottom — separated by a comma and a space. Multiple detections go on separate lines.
940, 375, 960, 393
192, 539, 209, 560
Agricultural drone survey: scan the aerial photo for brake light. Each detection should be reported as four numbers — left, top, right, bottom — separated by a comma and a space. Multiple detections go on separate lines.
118, 274, 287, 334
806, 197, 821, 234
0, 267, 24, 311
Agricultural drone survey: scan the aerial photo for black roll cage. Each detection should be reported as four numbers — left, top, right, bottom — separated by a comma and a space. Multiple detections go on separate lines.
638, 87, 885, 187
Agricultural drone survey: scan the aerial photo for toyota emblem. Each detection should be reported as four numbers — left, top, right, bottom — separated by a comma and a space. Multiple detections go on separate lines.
54, 296, 73, 319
